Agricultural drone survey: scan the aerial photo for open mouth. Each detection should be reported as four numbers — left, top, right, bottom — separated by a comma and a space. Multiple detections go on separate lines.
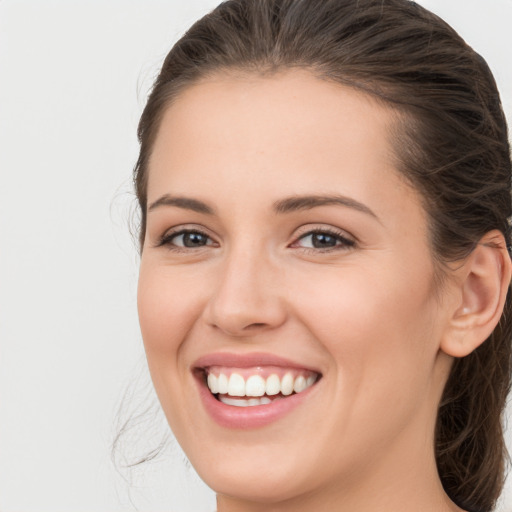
199, 366, 321, 407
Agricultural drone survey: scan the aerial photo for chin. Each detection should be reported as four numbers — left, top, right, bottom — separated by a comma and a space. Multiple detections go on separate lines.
198, 463, 313, 506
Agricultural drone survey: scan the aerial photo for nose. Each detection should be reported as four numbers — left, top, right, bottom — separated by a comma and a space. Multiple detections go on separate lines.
203, 245, 287, 337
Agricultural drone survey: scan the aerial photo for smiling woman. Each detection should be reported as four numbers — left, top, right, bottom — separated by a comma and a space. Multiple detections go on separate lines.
133, 1, 512, 511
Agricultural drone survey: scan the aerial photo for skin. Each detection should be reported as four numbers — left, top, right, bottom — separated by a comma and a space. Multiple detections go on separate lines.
138, 70, 478, 512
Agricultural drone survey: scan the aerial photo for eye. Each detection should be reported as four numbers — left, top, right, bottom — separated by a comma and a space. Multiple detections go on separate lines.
159, 229, 217, 249
292, 229, 355, 251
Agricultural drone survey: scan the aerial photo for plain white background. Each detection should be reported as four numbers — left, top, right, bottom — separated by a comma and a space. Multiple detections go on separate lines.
0, 1, 511, 511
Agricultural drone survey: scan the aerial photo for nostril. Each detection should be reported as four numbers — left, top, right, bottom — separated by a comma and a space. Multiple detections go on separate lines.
209, 320, 273, 337
246, 323, 267, 329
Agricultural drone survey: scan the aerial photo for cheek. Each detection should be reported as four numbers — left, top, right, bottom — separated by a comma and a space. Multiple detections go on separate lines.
294, 265, 441, 455
291, 260, 439, 386
137, 263, 204, 364
136, 262, 212, 433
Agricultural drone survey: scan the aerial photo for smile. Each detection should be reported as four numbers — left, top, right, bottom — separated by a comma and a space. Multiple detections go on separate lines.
205, 366, 318, 407
193, 353, 322, 428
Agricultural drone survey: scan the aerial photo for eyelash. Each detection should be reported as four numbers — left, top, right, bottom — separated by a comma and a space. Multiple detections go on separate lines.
157, 229, 218, 252
291, 228, 356, 252
157, 227, 356, 253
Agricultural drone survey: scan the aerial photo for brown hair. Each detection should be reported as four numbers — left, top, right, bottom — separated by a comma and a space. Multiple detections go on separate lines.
133, 1, 512, 510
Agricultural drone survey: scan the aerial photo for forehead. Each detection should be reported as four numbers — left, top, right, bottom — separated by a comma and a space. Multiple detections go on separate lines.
147, 70, 419, 221
151, 70, 395, 167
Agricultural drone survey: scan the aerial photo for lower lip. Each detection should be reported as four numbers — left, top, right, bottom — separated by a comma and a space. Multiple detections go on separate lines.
194, 372, 318, 429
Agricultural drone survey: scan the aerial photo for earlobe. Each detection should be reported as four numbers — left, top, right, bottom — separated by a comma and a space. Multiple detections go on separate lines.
440, 230, 511, 358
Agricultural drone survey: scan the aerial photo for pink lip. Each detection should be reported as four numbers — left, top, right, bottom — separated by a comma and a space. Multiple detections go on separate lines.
192, 352, 321, 429
193, 352, 320, 372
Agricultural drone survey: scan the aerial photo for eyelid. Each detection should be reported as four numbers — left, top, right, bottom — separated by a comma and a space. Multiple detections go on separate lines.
155, 224, 219, 249
289, 225, 357, 251
154, 223, 356, 252
292, 224, 356, 241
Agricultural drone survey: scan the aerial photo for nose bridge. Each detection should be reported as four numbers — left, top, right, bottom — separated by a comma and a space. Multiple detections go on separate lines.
205, 237, 285, 335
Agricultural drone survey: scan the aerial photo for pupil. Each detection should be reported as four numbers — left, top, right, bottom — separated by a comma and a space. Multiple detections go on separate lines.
184, 232, 207, 247
313, 233, 336, 248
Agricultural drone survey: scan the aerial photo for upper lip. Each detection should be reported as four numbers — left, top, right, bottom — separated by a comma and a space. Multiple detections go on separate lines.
193, 352, 322, 374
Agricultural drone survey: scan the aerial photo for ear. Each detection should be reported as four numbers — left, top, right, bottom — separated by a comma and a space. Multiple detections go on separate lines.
440, 230, 511, 358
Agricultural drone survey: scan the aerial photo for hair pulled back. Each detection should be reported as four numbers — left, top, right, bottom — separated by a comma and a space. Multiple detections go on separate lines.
133, 1, 512, 510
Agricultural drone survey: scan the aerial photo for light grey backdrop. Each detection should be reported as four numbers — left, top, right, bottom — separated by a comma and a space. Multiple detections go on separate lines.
0, 1, 511, 511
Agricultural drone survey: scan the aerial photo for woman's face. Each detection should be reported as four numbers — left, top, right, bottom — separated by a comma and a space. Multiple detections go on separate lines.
138, 71, 456, 506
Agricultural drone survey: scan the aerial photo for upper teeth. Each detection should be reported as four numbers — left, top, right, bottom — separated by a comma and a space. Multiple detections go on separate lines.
206, 371, 317, 397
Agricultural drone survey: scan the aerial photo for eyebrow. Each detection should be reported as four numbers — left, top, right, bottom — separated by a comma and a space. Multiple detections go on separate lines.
148, 193, 379, 221
148, 195, 215, 215
273, 194, 379, 220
